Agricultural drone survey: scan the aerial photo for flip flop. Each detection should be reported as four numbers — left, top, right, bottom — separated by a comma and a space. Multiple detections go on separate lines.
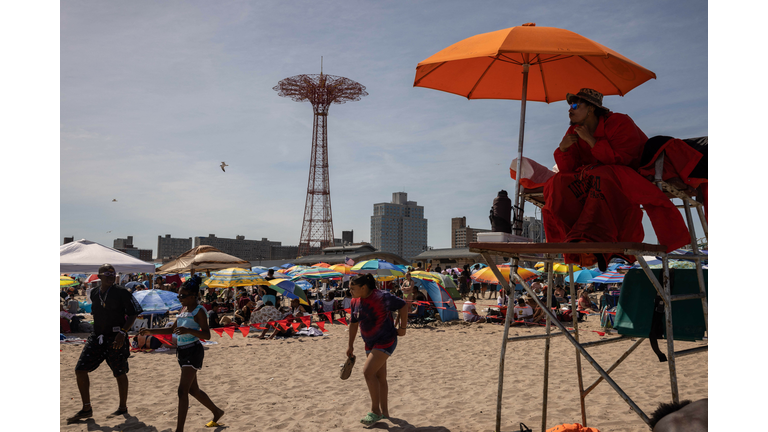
340, 355, 356, 380
360, 412, 384, 427
206, 420, 224, 427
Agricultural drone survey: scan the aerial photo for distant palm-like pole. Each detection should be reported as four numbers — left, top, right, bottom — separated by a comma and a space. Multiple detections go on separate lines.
274, 71, 368, 257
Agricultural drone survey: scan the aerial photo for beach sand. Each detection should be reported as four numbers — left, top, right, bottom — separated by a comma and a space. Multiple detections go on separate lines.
59, 297, 707, 431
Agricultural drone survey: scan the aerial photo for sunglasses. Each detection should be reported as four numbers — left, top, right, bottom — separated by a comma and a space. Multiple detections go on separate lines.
99, 271, 116, 276
568, 102, 580, 110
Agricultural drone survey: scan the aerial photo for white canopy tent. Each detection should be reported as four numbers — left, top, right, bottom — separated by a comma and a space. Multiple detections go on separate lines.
60, 239, 156, 274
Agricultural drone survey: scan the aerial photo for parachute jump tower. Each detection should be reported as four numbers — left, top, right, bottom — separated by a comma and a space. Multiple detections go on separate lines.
274, 65, 368, 256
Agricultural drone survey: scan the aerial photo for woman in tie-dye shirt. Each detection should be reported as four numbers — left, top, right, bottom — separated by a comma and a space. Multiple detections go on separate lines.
347, 274, 412, 427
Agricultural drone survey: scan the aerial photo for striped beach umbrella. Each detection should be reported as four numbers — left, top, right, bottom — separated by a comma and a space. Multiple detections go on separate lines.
351, 259, 405, 280
313, 262, 332, 268
291, 267, 344, 280
330, 264, 356, 275
60, 276, 80, 287
204, 268, 267, 288
267, 279, 309, 305
588, 270, 625, 284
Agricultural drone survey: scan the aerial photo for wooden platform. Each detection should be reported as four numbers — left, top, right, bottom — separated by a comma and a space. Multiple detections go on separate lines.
468, 242, 667, 257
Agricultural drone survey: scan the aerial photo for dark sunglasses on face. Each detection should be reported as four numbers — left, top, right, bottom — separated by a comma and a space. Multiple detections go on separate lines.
568, 102, 579, 110
99, 271, 116, 276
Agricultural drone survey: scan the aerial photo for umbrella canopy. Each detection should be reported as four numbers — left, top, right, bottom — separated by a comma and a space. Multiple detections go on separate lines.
60, 239, 156, 274
471, 266, 537, 285
132, 289, 182, 313
351, 259, 405, 280
409, 271, 443, 284
551, 263, 581, 274
125, 281, 143, 290
204, 268, 267, 288
280, 263, 295, 269
414, 24, 655, 102
267, 279, 309, 305
313, 262, 332, 268
291, 267, 343, 280
85, 274, 100, 284
564, 269, 603, 284
60, 276, 80, 287
156, 245, 250, 274
329, 264, 356, 275
588, 270, 626, 284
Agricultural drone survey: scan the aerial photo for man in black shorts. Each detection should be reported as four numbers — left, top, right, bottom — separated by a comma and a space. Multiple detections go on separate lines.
67, 264, 143, 423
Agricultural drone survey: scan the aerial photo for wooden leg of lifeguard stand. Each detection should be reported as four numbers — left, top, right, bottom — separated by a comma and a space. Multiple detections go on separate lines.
568, 264, 588, 426
541, 259, 554, 432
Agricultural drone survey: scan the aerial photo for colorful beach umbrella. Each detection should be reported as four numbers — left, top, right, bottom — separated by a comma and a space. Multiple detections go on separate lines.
329, 264, 356, 275
60, 276, 80, 287
588, 271, 625, 284
471, 266, 537, 285
409, 271, 443, 284
351, 259, 405, 280
267, 279, 309, 306
551, 263, 581, 274
291, 267, 343, 280
204, 268, 267, 288
313, 262, 332, 268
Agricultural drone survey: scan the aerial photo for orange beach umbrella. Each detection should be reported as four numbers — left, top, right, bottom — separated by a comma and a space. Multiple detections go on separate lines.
413, 23, 655, 229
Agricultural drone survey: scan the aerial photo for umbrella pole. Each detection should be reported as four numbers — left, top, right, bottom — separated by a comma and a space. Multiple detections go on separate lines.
511, 63, 530, 237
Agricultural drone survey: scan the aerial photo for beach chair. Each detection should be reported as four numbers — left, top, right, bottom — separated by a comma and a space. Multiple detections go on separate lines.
407, 304, 428, 328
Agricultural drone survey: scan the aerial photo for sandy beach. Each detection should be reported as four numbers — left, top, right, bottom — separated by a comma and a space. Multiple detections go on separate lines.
59, 297, 707, 431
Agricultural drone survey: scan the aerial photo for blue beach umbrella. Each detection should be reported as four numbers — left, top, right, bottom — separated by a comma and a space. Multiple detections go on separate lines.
132, 289, 182, 313
564, 269, 602, 284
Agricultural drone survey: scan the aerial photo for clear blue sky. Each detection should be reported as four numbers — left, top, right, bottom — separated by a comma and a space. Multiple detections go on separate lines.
55, 1, 708, 255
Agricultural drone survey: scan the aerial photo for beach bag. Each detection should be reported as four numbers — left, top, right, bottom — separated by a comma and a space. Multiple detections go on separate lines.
546, 423, 600, 432
518, 423, 533, 432
60, 317, 71, 333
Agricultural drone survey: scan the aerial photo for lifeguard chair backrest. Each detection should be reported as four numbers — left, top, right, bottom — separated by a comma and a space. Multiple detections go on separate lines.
614, 269, 707, 341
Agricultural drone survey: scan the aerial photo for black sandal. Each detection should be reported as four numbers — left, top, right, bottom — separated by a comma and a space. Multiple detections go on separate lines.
66, 407, 93, 423
107, 407, 128, 418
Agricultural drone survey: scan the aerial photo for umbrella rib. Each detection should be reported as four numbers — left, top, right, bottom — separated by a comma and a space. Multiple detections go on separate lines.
537, 61, 551, 103
413, 61, 447, 86
579, 56, 625, 96
466, 57, 499, 99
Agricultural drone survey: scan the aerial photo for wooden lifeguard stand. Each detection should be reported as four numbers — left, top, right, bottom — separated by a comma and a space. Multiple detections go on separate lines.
470, 146, 708, 431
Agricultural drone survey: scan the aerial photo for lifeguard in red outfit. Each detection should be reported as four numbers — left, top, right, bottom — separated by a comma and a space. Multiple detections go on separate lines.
542, 89, 691, 270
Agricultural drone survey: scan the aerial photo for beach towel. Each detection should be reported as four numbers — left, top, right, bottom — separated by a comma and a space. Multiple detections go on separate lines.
546, 423, 600, 432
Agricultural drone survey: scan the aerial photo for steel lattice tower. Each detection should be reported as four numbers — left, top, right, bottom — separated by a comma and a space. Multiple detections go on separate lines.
274, 71, 367, 256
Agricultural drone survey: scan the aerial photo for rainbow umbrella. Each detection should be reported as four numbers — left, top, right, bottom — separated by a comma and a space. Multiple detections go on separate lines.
291, 267, 343, 280
588, 270, 625, 284
313, 262, 332, 268
60, 276, 80, 287
267, 279, 309, 306
471, 266, 537, 285
351, 259, 405, 280
330, 264, 356, 275
204, 268, 267, 288
409, 271, 443, 284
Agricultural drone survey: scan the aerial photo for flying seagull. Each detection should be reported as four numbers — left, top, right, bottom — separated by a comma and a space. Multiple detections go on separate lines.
221, 162, 228, 172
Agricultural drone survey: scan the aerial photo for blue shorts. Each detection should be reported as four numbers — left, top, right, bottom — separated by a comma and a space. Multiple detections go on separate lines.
365, 337, 397, 357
